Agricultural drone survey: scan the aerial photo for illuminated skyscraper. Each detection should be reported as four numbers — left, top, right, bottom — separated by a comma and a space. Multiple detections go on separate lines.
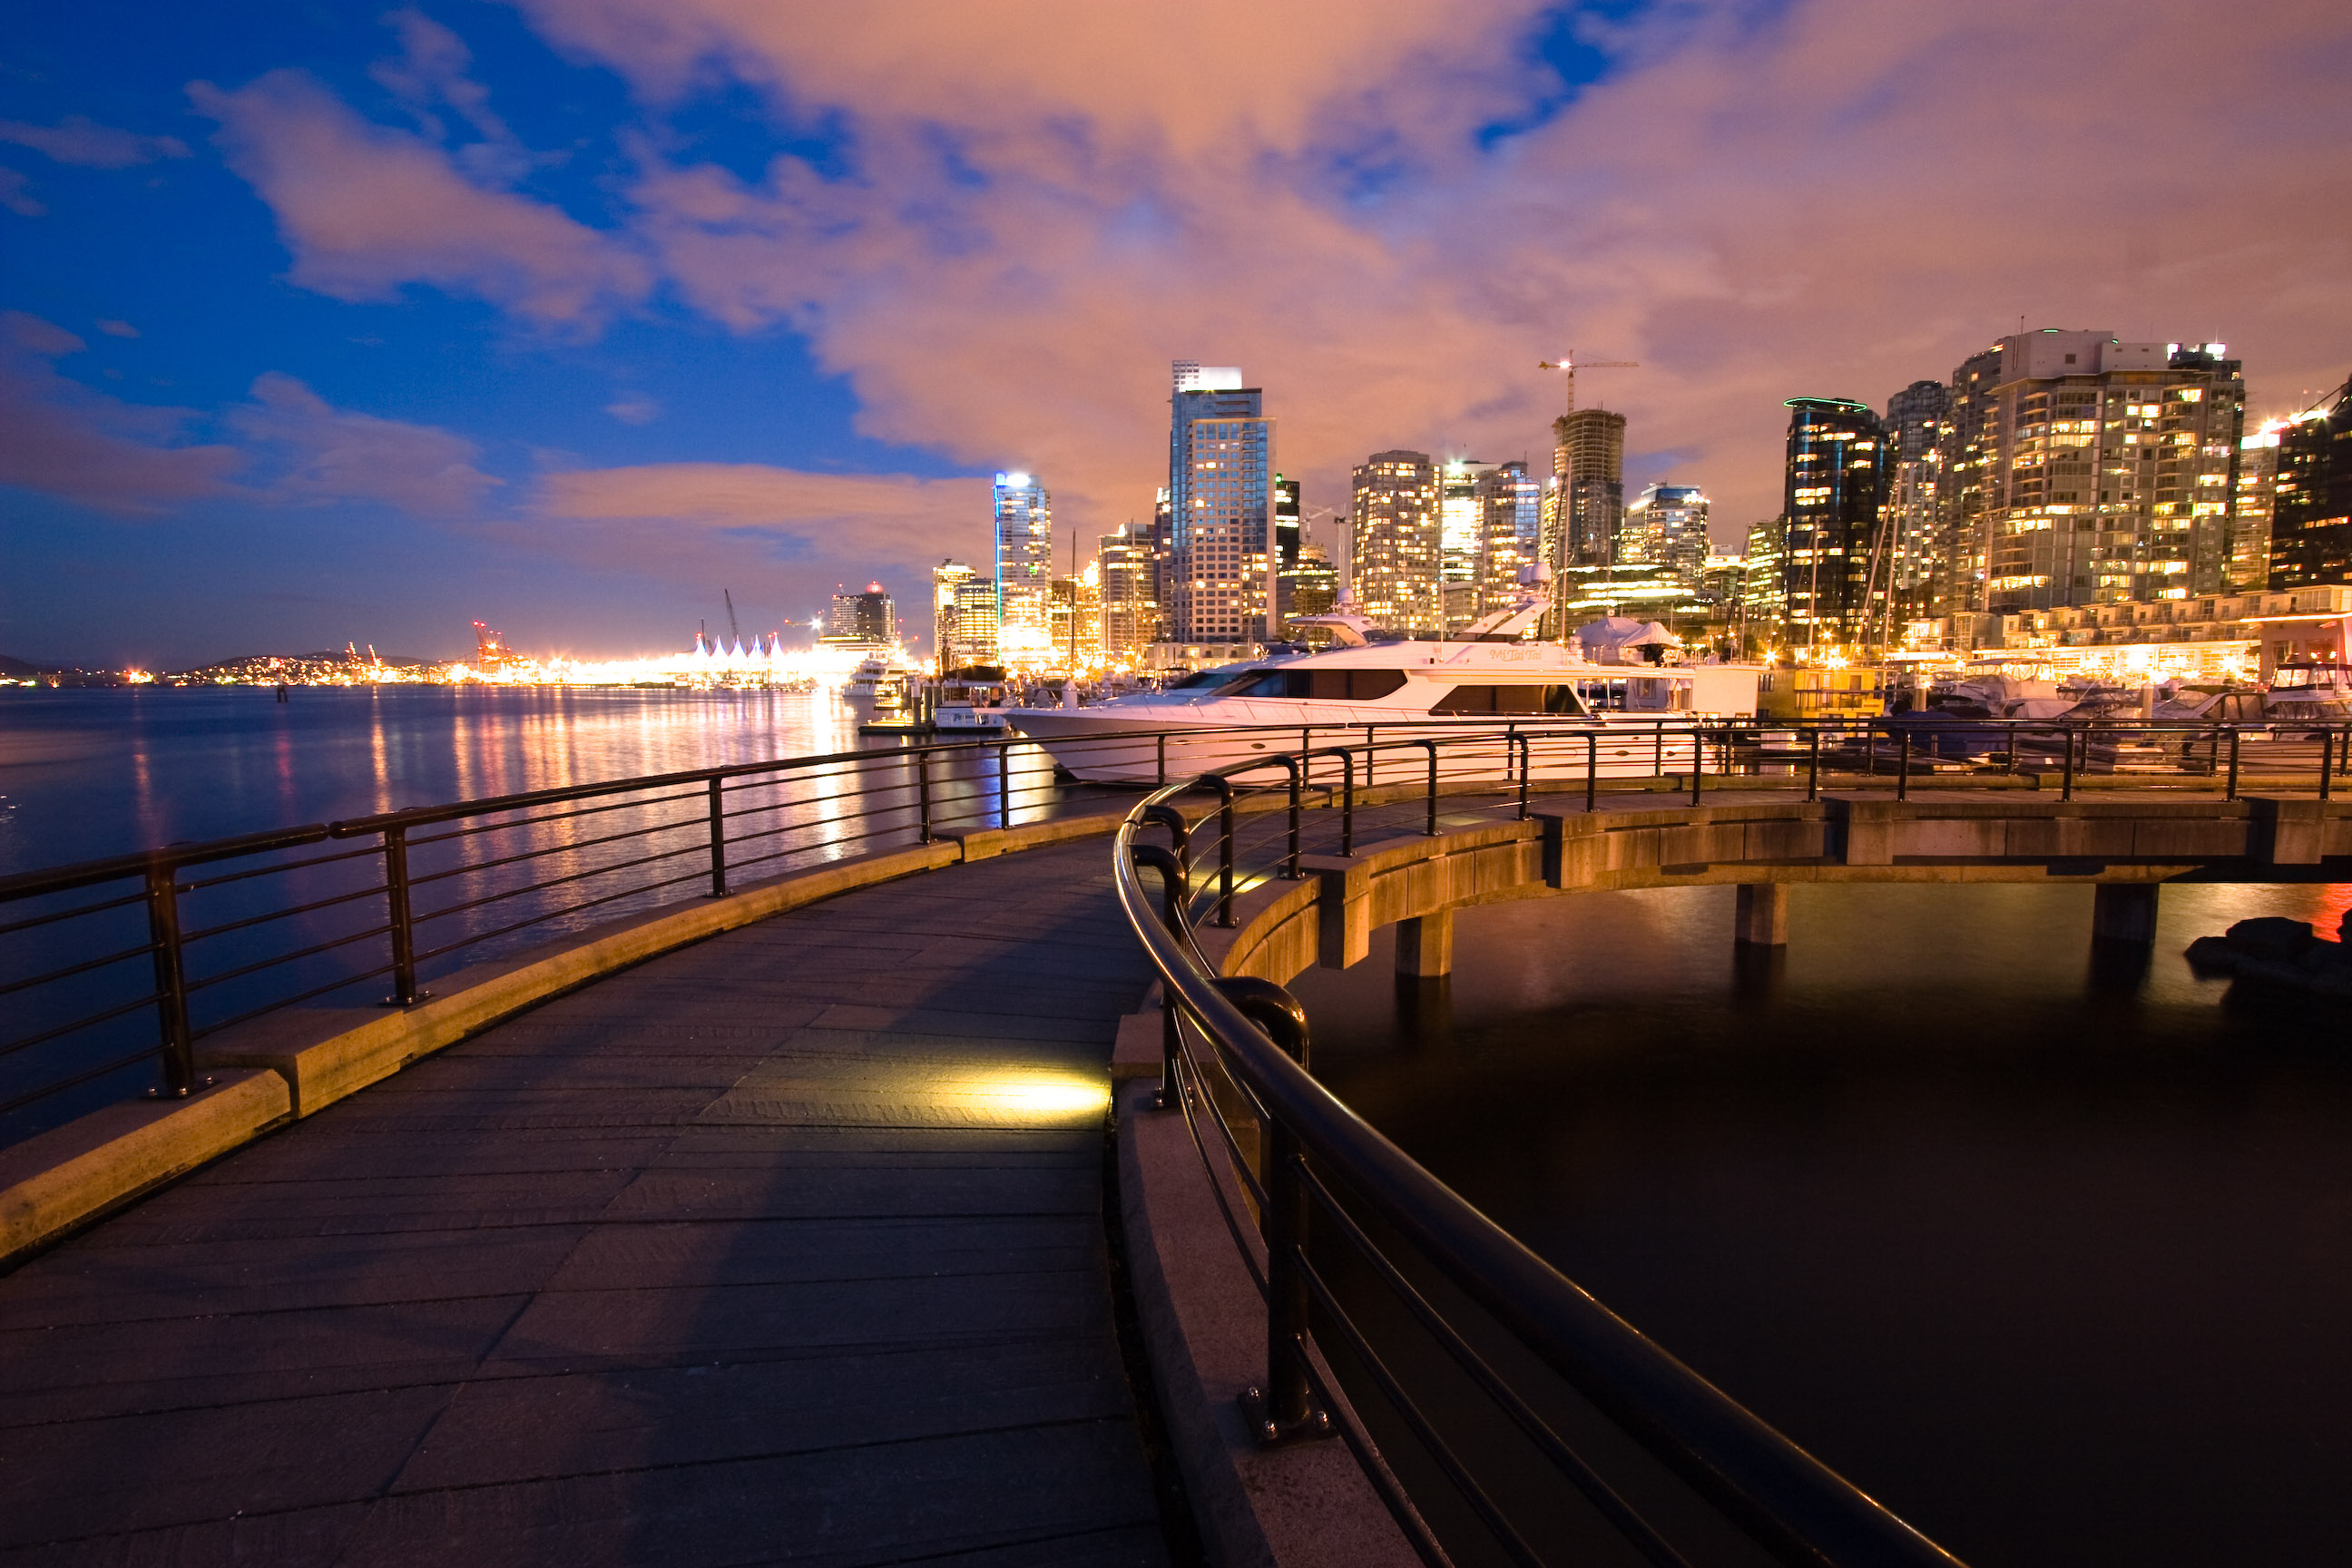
821, 583, 894, 646
1169, 364, 1274, 643
1098, 523, 1161, 661
932, 560, 975, 668
2269, 374, 2352, 590
993, 472, 1054, 663
1621, 484, 1711, 589
1439, 459, 1496, 632
1943, 330, 2245, 612
1881, 379, 1953, 620
1477, 461, 1542, 612
1538, 409, 1627, 571
1350, 451, 1441, 632
1781, 399, 1887, 647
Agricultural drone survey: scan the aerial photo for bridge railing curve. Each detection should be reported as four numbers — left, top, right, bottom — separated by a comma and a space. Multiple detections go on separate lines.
1113, 728, 2005, 1568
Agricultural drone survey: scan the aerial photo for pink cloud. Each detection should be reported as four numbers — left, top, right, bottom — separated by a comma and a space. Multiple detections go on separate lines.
564, 0, 2352, 537
229, 372, 500, 514
0, 312, 240, 513
536, 462, 989, 557
191, 70, 650, 326
0, 115, 190, 168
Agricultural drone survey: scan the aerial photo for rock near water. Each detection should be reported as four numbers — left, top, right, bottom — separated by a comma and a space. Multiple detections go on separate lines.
2185, 913, 2352, 998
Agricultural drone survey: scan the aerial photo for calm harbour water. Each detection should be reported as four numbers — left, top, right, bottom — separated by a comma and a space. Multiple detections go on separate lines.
0, 684, 873, 874
1292, 882, 2352, 1567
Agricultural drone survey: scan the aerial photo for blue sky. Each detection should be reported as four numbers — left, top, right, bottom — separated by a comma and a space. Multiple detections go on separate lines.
4, 0, 2347, 666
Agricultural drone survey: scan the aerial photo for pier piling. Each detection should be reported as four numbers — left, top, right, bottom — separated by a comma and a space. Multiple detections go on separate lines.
1735, 883, 1789, 947
2092, 882, 2161, 945
1396, 908, 1455, 977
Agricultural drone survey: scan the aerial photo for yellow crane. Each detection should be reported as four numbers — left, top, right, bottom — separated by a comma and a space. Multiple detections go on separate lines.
1536, 351, 1638, 413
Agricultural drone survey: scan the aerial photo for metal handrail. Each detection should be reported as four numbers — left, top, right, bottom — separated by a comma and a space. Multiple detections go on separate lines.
4, 711, 2343, 1145
1113, 738, 1972, 1566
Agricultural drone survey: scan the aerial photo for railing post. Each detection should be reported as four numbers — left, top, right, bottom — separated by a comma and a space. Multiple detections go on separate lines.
1157, 732, 1167, 788
1690, 725, 1703, 807
1422, 740, 1439, 836
1586, 730, 1599, 813
381, 825, 425, 1007
1807, 727, 1821, 802
2006, 720, 2018, 775
997, 740, 1012, 826
1338, 750, 1356, 855
142, 860, 199, 1098
1218, 780, 1237, 927
2323, 729, 2335, 803
916, 748, 933, 842
1285, 759, 1302, 879
707, 776, 729, 897
1131, 844, 1190, 1111
1364, 725, 1376, 789
2226, 728, 2240, 801
1514, 732, 1532, 820
1653, 721, 1663, 778
2060, 726, 2076, 803
1896, 722, 1910, 802
1219, 981, 1328, 1447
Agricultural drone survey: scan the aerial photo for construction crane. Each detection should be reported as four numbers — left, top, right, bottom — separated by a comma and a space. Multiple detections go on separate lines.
1536, 351, 1639, 414
723, 589, 742, 646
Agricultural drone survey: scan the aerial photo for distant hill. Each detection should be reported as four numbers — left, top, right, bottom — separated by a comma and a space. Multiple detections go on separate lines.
0, 654, 53, 679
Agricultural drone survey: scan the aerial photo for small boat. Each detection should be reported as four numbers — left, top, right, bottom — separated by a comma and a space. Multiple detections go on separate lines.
928, 666, 1015, 734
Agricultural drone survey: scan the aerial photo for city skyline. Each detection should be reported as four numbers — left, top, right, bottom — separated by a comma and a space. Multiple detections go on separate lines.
4, 2, 2350, 666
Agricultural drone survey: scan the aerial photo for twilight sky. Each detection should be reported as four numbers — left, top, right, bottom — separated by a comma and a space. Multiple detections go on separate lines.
4, 0, 2349, 666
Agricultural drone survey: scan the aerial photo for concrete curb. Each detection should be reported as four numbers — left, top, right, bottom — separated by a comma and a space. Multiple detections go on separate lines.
1116, 1073, 1420, 1568
0, 1070, 290, 1265
2, 810, 1130, 1269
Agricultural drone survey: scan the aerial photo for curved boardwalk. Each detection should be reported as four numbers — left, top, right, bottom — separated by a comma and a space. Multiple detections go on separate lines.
0, 839, 1171, 1567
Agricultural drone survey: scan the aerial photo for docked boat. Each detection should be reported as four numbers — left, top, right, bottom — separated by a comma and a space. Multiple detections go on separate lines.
1005, 584, 1763, 784
928, 666, 1015, 734
842, 655, 912, 717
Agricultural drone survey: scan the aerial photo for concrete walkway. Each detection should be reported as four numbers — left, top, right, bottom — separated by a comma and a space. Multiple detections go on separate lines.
0, 839, 1171, 1567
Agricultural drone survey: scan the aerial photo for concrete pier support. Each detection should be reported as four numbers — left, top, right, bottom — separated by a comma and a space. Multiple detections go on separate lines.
1396, 908, 1455, 978
2092, 882, 2160, 945
1734, 883, 1788, 947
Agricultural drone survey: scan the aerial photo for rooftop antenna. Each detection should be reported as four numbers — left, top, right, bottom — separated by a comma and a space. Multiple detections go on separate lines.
1537, 349, 1639, 414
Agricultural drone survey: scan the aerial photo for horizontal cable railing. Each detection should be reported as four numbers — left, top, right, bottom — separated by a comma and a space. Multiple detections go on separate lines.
1106, 716, 2352, 1565
2, 712, 2342, 1153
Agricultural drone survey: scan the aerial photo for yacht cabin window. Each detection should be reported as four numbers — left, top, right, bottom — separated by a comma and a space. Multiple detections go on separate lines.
1232, 669, 1409, 701
1429, 683, 1592, 716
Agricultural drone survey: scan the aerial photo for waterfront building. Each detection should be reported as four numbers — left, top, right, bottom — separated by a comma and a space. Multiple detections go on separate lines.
994, 472, 1054, 664
2230, 422, 2281, 591
1477, 461, 1543, 615
1980, 583, 2352, 681
1350, 450, 1443, 633
932, 560, 975, 668
1050, 562, 1104, 669
1943, 330, 2247, 615
2269, 374, 2352, 590
1274, 475, 1301, 572
1883, 379, 1955, 620
1097, 523, 1161, 662
1621, 483, 1711, 589
1744, 518, 1788, 637
1281, 542, 1338, 619
1168, 363, 1275, 643
950, 575, 999, 666
1537, 408, 1627, 572
1440, 459, 1498, 632
1781, 398, 1888, 649
821, 583, 894, 646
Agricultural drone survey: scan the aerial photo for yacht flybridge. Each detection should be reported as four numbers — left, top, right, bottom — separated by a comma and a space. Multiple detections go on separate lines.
1007, 583, 1762, 784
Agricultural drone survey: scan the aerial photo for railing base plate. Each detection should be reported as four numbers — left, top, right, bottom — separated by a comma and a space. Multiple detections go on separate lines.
1239, 1385, 1334, 1448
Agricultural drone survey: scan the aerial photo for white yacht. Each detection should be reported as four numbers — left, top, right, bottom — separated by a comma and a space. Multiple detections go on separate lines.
1006, 586, 1761, 784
